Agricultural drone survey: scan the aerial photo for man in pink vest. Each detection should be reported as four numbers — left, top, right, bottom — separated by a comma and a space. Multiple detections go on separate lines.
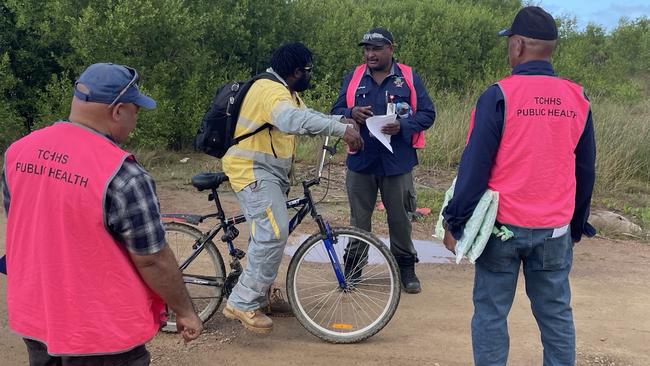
331, 28, 436, 294
2, 63, 202, 365
442, 7, 596, 365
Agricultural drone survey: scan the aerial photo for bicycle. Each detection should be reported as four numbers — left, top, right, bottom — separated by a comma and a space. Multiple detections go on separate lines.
161, 137, 400, 343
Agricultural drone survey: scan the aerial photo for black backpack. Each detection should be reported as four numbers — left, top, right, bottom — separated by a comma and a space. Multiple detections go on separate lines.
194, 72, 280, 158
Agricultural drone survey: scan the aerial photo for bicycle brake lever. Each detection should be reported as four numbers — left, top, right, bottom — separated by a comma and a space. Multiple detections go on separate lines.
322, 138, 342, 156
323, 145, 336, 155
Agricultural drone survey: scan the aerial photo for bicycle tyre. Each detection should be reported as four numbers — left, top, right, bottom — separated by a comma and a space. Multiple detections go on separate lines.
162, 221, 225, 332
286, 226, 400, 343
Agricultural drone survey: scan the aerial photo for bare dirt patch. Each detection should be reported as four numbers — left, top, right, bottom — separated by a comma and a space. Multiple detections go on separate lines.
1, 165, 648, 365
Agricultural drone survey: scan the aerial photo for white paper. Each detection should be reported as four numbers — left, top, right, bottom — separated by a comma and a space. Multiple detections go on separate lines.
366, 114, 396, 153
551, 224, 569, 238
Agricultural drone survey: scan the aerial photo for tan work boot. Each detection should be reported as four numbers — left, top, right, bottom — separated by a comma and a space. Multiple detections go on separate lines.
264, 287, 294, 318
223, 303, 273, 334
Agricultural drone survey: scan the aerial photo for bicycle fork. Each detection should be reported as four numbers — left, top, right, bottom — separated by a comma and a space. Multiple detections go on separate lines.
320, 221, 349, 290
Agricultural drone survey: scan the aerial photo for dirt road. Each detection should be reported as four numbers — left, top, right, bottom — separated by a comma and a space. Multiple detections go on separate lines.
1, 181, 648, 365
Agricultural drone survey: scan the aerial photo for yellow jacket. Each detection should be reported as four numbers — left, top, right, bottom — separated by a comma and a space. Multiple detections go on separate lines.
223, 69, 348, 191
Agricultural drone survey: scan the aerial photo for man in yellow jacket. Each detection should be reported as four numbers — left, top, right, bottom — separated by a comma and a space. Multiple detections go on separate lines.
221, 42, 363, 333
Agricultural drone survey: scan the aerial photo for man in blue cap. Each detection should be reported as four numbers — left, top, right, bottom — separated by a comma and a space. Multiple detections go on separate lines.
442, 7, 596, 365
2, 63, 202, 365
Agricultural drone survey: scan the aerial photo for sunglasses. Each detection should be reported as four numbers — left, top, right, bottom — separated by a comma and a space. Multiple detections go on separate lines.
361, 32, 393, 45
107, 66, 140, 108
302, 65, 313, 73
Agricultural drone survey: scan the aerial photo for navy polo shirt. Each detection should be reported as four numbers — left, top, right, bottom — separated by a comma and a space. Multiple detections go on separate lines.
443, 60, 597, 242
331, 62, 436, 176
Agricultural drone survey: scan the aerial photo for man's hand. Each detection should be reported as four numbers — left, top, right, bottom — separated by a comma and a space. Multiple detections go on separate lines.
129, 245, 203, 343
381, 122, 400, 135
351, 106, 373, 125
176, 311, 203, 343
343, 125, 364, 151
443, 230, 457, 255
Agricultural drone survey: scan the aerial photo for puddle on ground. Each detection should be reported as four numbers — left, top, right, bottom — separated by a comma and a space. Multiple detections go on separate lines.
284, 234, 455, 264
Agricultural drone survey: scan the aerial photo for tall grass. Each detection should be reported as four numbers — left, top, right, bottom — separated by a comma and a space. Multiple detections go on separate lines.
590, 99, 650, 194
295, 94, 650, 195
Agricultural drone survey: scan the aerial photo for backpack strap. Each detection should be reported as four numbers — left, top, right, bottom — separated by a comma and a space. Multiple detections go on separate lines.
233, 123, 272, 143
231, 72, 280, 143
231, 72, 283, 158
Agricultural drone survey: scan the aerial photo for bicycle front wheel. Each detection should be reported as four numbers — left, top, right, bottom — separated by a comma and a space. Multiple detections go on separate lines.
286, 227, 400, 343
162, 221, 225, 332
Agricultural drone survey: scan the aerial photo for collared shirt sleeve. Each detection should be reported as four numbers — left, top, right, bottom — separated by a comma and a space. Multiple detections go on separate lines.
330, 72, 354, 118
398, 71, 436, 141
1, 166, 8, 273
104, 159, 166, 255
443, 85, 504, 240
2, 168, 9, 215
571, 109, 597, 242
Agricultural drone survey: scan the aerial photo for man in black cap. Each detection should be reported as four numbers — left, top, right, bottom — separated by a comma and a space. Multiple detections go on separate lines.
442, 7, 596, 365
331, 28, 436, 294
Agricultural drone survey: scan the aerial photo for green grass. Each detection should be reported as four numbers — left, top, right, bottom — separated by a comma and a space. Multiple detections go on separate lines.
412, 187, 446, 224
130, 94, 649, 237
594, 179, 650, 238
129, 148, 224, 189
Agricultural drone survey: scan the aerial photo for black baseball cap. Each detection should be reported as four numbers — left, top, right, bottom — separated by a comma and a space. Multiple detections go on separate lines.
498, 6, 558, 41
358, 27, 394, 46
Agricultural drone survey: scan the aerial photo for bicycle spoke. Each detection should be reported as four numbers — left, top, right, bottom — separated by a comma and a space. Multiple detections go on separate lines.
306, 287, 340, 320
289, 230, 399, 343
163, 223, 224, 333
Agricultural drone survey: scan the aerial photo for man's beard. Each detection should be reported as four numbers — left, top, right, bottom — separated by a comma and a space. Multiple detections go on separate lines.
295, 74, 311, 92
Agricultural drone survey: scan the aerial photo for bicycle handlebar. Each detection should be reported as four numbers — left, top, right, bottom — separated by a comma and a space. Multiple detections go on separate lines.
316, 136, 341, 179
317, 136, 330, 178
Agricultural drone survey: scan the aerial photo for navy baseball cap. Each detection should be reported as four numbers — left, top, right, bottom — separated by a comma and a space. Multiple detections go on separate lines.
498, 6, 558, 41
359, 27, 394, 46
73, 63, 156, 109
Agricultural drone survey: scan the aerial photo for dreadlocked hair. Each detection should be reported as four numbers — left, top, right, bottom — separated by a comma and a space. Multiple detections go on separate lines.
270, 42, 313, 79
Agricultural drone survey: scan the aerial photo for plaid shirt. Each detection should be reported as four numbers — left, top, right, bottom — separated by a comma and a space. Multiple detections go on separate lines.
2, 159, 165, 255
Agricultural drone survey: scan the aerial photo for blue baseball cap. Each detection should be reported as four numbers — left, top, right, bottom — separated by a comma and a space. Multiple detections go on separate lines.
73, 63, 156, 109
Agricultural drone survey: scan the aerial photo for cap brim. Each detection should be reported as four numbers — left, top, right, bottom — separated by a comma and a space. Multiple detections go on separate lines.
497, 28, 512, 37
133, 93, 157, 110
358, 40, 389, 47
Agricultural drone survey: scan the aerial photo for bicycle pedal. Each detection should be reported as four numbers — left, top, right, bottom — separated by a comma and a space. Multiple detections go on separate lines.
221, 227, 239, 242
233, 248, 246, 259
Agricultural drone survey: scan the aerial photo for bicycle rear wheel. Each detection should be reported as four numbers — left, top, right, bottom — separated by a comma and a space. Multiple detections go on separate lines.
162, 221, 225, 332
286, 227, 400, 343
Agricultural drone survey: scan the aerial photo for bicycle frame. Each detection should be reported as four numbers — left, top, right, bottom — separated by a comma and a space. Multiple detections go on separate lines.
162, 137, 348, 289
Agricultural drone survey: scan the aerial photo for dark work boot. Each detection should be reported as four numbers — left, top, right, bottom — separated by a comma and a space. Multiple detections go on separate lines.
396, 255, 421, 294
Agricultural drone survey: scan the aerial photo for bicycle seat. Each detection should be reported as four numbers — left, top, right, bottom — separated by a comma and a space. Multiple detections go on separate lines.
191, 172, 230, 191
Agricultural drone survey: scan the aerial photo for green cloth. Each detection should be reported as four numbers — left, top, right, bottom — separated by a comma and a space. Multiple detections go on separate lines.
435, 178, 499, 264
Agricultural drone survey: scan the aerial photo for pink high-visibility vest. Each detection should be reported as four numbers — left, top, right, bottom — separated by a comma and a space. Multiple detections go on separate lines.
5, 122, 164, 355
481, 75, 590, 227
346, 63, 425, 148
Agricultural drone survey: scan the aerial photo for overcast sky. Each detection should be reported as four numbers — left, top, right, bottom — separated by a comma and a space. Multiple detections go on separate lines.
537, 0, 649, 30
